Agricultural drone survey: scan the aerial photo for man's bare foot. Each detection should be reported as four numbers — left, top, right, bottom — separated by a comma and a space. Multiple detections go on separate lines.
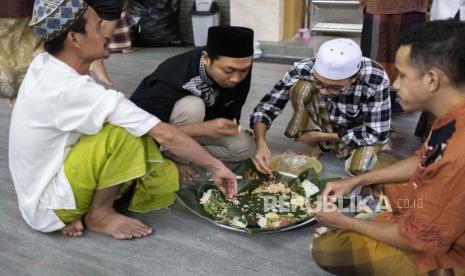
175, 163, 200, 182
296, 131, 323, 159
85, 211, 152, 240
298, 145, 322, 159
122, 47, 136, 54
7, 97, 16, 108
90, 59, 113, 86
60, 219, 84, 237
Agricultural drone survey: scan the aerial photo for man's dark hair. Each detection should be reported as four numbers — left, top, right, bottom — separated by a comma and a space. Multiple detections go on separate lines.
400, 19, 465, 87
204, 49, 220, 62
43, 14, 87, 56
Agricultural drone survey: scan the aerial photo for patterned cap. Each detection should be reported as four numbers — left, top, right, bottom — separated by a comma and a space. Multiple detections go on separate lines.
29, 0, 88, 41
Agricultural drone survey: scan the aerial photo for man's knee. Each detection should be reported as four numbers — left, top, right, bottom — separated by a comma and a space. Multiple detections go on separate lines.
235, 131, 256, 160
290, 80, 314, 107
206, 131, 256, 162
170, 96, 205, 125
225, 131, 256, 162
311, 232, 359, 275
104, 124, 145, 148
75, 124, 146, 160
312, 232, 340, 267
345, 145, 386, 176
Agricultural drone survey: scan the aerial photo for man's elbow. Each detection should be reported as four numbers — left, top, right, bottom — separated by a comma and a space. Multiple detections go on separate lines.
420, 243, 452, 257
148, 122, 177, 145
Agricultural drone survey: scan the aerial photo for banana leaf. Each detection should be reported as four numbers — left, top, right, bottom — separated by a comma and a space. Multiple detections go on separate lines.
175, 158, 340, 234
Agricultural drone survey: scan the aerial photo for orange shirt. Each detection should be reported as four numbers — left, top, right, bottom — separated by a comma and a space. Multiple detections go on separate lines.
397, 99, 465, 272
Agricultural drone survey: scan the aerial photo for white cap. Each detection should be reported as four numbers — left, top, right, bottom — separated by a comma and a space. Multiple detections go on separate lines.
314, 39, 362, 80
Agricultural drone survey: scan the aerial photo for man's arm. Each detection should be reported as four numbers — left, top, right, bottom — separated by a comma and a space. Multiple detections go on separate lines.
351, 220, 413, 249
148, 122, 237, 198
250, 60, 314, 174
297, 131, 340, 144
315, 207, 414, 249
315, 156, 421, 251
149, 122, 223, 170
176, 119, 240, 138
252, 122, 272, 175
358, 155, 419, 186
322, 155, 419, 199
249, 59, 315, 131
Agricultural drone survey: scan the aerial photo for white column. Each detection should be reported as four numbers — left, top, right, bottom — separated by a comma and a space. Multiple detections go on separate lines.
230, 0, 284, 42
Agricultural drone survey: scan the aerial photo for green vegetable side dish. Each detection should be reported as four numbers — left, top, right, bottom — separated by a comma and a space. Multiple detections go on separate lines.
176, 159, 340, 234
200, 189, 228, 220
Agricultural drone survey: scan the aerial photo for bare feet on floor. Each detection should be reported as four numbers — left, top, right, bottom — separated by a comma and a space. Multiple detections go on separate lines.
298, 145, 323, 159
90, 59, 113, 86
122, 47, 136, 54
60, 219, 84, 237
175, 163, 200, 182
7, 97, 16, 108
296, 131, 323, 159
84, 211, 152, 240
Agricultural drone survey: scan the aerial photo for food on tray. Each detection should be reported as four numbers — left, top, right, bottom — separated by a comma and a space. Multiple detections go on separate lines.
271, 153, 323, 176
243, 169, 260, 180
199, 171, 321, 230
199, 189, 228, 220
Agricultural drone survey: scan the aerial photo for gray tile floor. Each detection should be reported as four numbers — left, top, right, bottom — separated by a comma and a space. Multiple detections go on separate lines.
0, 47, 421, 276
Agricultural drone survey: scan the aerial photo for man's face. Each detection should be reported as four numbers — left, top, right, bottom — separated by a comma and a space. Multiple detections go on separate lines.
393, 45, 432, 113
312, 72, 355, 98
203, 53, 253, 88
74, 7, 110, 61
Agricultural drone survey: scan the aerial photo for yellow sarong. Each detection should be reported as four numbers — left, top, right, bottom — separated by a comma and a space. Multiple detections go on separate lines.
54, 124, 179, 223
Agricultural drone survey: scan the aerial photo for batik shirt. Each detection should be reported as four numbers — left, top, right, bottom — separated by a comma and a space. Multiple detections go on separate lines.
398, 100, 465, 272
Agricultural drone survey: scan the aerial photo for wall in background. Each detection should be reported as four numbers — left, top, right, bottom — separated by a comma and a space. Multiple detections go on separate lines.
230, 0, 284, 42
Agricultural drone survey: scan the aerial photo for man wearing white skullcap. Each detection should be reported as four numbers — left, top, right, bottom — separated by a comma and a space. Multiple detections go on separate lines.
9, 0, 238, 239
251, 38, 391, 176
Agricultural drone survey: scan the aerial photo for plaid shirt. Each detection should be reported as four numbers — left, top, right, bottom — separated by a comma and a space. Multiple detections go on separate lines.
250, 57, 391, 147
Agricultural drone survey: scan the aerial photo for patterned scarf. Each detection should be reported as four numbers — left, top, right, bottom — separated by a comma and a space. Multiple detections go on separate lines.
182, 57, 219, 107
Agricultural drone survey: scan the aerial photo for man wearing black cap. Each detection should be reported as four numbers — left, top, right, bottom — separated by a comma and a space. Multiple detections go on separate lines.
131, 26, 255, 179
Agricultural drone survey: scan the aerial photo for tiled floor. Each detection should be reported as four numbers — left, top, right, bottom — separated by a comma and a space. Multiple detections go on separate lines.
0, 47, 421, 275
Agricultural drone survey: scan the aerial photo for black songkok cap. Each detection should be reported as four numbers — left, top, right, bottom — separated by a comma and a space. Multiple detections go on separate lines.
206, 26, 254, 58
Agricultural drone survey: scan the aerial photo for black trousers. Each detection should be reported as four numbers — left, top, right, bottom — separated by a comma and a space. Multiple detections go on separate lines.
85, 0, 125, 20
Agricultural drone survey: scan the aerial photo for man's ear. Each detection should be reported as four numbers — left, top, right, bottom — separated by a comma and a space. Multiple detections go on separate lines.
351, 74, 359, 84
424, 68, 441, 94
201, 51, 210, 66
67, 31, 81, 48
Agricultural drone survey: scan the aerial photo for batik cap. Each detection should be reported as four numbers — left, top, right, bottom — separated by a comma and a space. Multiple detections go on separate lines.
29, 0, 88, 41
314, 39, 362, 80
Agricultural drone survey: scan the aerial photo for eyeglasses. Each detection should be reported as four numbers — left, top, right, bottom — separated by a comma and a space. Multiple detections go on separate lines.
310, 75, 353, 95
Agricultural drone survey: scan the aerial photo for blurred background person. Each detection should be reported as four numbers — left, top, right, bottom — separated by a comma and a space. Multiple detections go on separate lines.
359, 0, 428, 114
108, 2, 135, 54
0, 0, 43, 107
86, 0, 127, 86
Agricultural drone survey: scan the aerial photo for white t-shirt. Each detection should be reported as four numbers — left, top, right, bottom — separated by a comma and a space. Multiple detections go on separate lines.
9, 53, 160, 232
431, 0, 465, 20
